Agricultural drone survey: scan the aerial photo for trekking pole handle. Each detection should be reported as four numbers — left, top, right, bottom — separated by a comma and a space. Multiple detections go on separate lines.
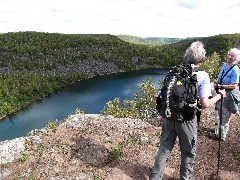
218, 92, 223, 98
217, 91, 224, 99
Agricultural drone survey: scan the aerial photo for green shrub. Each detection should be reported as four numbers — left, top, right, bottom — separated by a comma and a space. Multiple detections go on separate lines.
106, 142, 126, 162
235, 153, 240, 162
19, 153, 28, 163
102, 77, 158, 120
45, 120, 59, 132
201, 52, 222, 81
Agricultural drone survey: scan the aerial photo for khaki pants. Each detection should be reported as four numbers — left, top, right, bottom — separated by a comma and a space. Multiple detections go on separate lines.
216, 102, 232, 140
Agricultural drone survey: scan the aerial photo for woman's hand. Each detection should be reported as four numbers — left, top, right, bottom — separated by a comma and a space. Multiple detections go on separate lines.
218, 89, 226, 98
217, 84, 224, 90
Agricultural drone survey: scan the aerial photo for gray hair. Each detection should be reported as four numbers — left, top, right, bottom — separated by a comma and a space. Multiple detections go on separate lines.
229, 48, 240, 64
184, 41, 206, 65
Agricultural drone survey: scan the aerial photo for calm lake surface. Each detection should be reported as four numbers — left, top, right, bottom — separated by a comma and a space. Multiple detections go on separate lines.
0, 68, 169, 141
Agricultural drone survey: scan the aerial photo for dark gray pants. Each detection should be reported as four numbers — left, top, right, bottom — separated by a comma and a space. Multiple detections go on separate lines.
149, 117, 198, 180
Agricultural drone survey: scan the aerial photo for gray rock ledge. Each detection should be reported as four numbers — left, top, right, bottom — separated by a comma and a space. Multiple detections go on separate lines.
0, 137, 25, 164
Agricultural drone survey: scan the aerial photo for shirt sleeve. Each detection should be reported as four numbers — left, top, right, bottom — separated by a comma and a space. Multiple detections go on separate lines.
198, 72, 212, 99
229, 66, 239, 84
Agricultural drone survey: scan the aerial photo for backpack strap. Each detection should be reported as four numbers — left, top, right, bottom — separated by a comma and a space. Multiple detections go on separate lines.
219, 64, 236, 84
165, 76, 177, 118
188, 66, 203, 111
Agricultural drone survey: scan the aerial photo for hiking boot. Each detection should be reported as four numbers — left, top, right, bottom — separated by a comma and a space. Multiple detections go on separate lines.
208, 133, 225, 141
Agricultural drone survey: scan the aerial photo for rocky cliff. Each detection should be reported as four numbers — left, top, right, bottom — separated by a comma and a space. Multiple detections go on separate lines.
0, 110, 240, 179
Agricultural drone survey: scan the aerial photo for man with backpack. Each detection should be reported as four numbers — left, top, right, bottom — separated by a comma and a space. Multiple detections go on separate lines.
149, 41, 226, 180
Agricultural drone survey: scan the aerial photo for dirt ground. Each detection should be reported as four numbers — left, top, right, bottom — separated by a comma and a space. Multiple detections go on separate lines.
0, 108, 239, 180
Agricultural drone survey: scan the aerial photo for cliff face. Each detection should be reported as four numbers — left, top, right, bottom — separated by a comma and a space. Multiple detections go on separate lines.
0, 111, 240, 179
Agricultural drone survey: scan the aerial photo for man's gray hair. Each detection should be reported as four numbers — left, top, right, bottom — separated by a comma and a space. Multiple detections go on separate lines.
184, 41, 206, 65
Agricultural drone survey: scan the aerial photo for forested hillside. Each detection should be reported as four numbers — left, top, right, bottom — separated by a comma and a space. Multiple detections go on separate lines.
117, 35, 182, 46
0, 32, 166, 72
0, 31, 240, 119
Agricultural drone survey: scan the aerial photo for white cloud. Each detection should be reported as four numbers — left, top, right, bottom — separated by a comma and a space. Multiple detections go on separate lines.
0, 0, 240, 38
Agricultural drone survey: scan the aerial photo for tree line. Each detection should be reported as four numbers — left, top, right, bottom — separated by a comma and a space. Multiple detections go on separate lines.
0, 31, 239, 119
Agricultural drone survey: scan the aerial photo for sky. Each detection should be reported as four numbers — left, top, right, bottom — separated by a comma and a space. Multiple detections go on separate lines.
0, 0, 240, 38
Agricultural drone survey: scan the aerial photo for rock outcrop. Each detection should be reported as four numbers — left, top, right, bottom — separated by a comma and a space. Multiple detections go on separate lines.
0, 112, 239, 179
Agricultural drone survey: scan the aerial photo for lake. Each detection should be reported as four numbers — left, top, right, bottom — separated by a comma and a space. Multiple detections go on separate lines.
0, 68, 169, 141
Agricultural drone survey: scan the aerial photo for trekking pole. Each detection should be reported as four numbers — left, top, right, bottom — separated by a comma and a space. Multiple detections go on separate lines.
212, 85, 219, 137
217, 92, 223, 178
214, 104, 219, 136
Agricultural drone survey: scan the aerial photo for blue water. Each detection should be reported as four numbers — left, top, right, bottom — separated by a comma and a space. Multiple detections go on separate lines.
0, 68, 169, 141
